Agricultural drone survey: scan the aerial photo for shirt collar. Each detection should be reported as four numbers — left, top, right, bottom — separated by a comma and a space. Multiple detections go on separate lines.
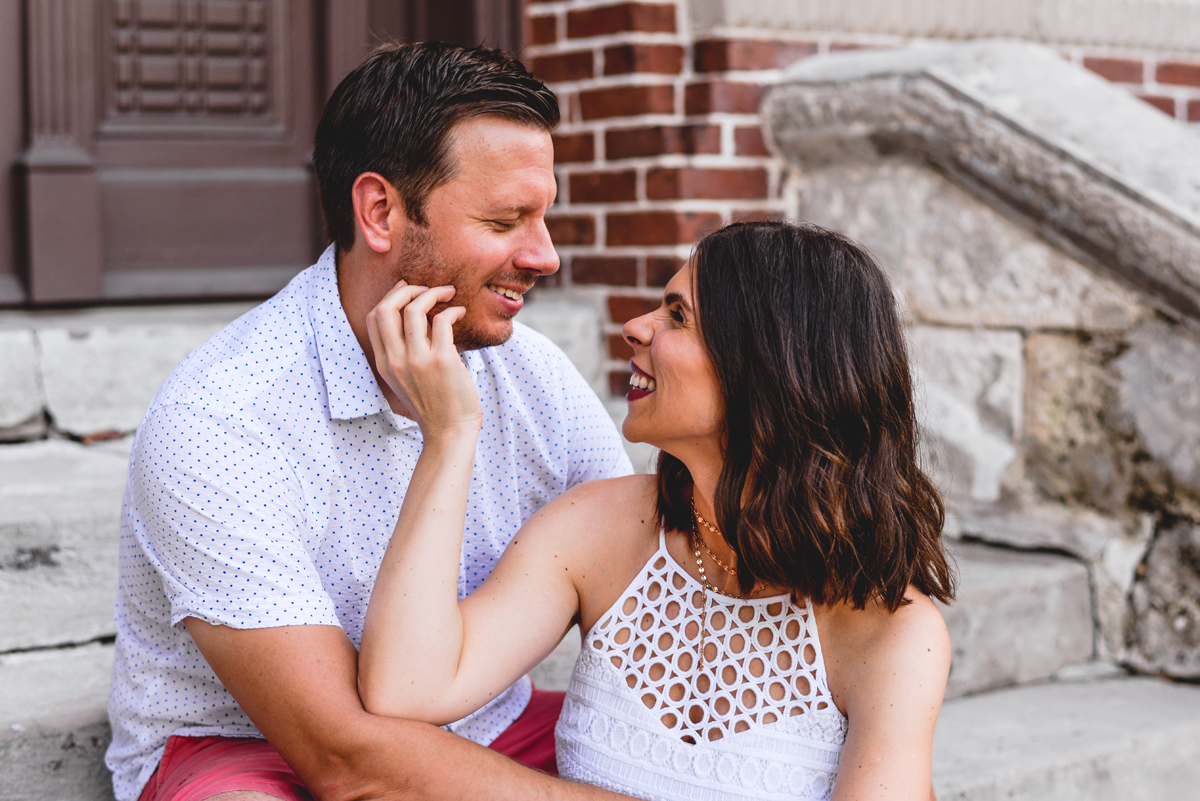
307, 245, 391, 422
307, 245, 490, 425
461, 347, 487, 378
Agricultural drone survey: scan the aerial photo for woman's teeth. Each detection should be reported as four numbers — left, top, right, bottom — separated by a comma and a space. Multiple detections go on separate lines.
488, 284, 522, 300
629, 373, 656, 392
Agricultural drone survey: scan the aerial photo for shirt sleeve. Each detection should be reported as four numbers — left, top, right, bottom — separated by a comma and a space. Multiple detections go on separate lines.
128, 403, 340, 630
552, 349, 635, 487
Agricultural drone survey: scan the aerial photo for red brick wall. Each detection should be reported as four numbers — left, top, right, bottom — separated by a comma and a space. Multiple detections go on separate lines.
1074, 54, 1200, 122
523, 0, 1200, 399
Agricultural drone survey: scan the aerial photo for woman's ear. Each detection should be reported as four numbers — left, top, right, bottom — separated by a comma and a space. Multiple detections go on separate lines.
351, 172, 403, 254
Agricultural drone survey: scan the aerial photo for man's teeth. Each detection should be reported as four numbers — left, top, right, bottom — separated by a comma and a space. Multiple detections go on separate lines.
489, 284, 522, 301
629, 373, 656, 392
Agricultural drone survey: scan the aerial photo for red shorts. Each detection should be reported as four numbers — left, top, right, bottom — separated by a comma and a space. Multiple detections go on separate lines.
138, 689, 565, 801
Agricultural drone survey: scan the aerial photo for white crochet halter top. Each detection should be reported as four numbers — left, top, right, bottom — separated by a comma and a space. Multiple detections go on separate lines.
555, 531, 847, 801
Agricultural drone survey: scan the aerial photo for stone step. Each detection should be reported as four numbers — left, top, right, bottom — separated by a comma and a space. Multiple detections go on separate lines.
0, 296, 613, 442
933, 675, 1200, 801
0, 642, 115, 801
532, 541, 1096, 699
0, 438, 1092, 684
940, 540, 1093, 698
0, 304, 253, 441
0, 439, 131, 652
5, 646, 1198, 801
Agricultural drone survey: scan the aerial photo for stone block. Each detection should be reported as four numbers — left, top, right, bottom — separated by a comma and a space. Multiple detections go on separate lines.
1022, 332, 1143, 515
955, 501, 1125, 561
953, 501, 1153, 661
766, 40, 1200, 326
38, 322, 226, 437
1129, 520, 1200, 678
519, 298, 603, 390
933, 677, 1200, 800
793, 160, 1147, 331
1093, 514, 1156, 660
909, 327, 1023, 503
1114, 317, 1200, 498
0, 330, 44, 440
0, 439, 131, 651
0, 643, 114, 801
940, 542, 1092, 698
910, 327, 1025, 439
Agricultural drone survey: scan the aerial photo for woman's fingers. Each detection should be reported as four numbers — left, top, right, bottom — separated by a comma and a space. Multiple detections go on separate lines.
430, 305, 467, 354
372, 282, 426, 361
365, 281, 479, 435
401, 285, 457, 352
425, 304, 480, 433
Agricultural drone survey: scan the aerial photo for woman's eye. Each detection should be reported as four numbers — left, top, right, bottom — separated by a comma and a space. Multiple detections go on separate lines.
669, 308, 685, 323
489, 220, 516, 230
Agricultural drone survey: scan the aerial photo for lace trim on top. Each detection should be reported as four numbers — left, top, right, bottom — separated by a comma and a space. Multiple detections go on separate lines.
585, 531, 842, 745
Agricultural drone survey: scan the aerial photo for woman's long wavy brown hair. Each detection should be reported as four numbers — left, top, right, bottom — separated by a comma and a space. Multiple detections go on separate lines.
656, 221, 955, 610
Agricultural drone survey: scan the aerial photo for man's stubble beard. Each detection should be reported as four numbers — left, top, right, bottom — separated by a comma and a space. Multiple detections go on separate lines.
397, 224, 526, 352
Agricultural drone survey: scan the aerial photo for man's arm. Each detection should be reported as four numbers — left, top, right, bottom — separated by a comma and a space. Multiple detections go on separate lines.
185, 619, 630, 801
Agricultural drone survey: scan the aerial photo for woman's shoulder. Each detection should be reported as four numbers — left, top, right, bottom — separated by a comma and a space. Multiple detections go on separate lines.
825, 588, 950, 666
540, 473, 658, 525
524, 474, 661, 630
816, 588, 951, 715
517, 474, 659, 552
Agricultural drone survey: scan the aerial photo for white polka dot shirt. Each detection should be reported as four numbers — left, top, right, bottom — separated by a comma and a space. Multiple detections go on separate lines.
105, 246, 632, 801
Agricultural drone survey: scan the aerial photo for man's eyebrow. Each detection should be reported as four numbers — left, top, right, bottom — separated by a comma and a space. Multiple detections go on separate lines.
483, 201, 541, 216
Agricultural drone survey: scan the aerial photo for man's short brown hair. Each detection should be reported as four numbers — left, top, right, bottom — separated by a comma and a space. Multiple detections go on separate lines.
313, 42, 560, 252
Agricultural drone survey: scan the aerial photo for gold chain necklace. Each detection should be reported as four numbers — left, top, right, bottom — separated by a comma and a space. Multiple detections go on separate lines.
689, 521, 717, 672
689, 500, 759, 671
692, 507, 738, 576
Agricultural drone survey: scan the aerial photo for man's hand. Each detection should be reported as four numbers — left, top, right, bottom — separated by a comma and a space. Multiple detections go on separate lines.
365, 282, 482, 438
184, 619, 631, 801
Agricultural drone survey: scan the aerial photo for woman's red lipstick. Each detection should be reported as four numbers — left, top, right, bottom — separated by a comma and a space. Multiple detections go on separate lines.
627, 362, 656, 401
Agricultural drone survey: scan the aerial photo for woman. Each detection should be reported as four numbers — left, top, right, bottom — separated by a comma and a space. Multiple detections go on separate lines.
358, 221, 955, 800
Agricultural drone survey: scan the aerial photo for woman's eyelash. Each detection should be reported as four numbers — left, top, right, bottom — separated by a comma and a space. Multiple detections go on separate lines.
669, 308, 685, 323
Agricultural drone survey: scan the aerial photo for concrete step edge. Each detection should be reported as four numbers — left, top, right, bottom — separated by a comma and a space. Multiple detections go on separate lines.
0, 642, 115, 801
933, 675, 1200, 801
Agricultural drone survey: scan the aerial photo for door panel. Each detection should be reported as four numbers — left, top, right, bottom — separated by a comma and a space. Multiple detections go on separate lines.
94, 0, 320, 300
16, 0, 524, 305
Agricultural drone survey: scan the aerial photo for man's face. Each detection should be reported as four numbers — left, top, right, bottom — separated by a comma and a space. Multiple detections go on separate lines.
394, 116, 559, 350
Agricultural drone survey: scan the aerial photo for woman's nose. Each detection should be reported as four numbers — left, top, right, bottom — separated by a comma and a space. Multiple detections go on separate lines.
622, 311, 654, 349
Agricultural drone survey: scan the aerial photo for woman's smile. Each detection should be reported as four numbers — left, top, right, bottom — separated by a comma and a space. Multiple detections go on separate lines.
620, 263, 723, 453
627, 361, 657, 399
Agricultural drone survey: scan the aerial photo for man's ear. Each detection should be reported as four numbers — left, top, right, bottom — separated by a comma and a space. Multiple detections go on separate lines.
350, 173, 405, 254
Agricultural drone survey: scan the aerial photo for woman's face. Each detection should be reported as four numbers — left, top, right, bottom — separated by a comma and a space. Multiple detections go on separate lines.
621, 262, 723, 457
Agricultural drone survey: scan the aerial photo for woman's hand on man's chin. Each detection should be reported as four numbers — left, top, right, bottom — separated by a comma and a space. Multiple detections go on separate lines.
365, 280, 483, 438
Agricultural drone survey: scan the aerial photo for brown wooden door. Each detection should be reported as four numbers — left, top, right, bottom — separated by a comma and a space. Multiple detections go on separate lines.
16, 0, 522, 305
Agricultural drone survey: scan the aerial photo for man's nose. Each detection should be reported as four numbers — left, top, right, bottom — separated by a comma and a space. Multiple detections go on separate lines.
514, 218, 560, 276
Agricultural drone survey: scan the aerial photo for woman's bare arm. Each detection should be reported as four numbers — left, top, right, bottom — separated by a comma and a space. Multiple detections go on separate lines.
186, 619, 635, 801
827, 593, 951, 801
355, 281, 597, 723
358, 457, 598, 722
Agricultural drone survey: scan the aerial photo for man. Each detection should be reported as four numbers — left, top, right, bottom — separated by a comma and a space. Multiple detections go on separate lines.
107, 43, 633, 801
